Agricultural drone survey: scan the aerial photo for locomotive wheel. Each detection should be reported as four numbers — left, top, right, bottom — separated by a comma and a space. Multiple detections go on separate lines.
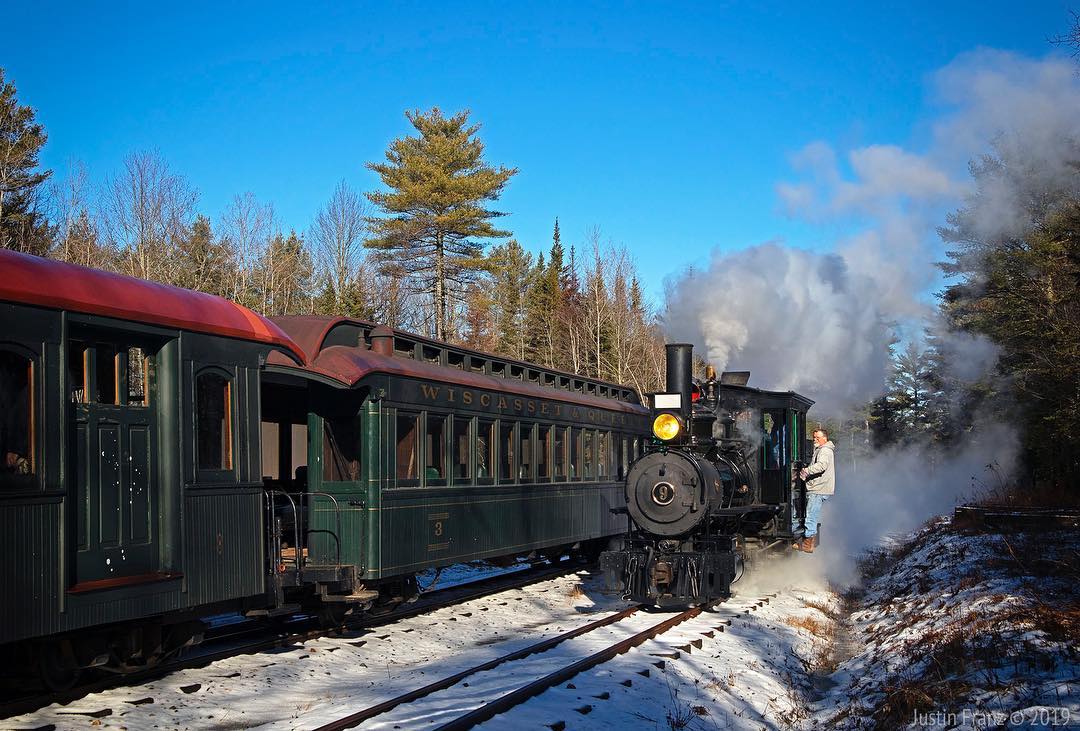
35, 639, 81, 692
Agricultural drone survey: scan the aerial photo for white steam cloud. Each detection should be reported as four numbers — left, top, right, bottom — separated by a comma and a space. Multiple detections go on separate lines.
818, 421, 1019, 586
664, 50, 1080, 417
665, 50, 1080, 581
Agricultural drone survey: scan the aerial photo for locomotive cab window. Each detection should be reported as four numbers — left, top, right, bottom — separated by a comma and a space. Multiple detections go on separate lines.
196, 369, 233, 471
762, 409, 786, 469
0, 348, 35, 485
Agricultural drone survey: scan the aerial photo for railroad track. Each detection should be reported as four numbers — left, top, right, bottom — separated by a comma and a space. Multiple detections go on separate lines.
313, 594, 776, 731
0, 560, 581, 720
953, 504, 1080, 531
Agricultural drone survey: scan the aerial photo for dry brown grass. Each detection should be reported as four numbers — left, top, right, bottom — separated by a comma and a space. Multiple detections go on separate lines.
973, 480, 1080, 509
872, 678, 975, 729
802, 598, 841, 621
566, 583, 585, 601
785, 615, 831, 637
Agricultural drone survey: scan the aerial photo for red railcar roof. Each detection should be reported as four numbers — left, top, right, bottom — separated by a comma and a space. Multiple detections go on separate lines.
268, 315, 649, 416
0, 250, 305, 363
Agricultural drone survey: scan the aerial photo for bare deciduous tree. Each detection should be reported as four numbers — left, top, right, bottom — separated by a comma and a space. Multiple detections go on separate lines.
310, 179, 369, 315
220, 192, 274, 307
101, 150, 197, 283
49, 159, 103, 267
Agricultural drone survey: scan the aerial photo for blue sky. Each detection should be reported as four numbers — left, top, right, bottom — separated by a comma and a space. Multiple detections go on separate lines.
5, 1, 1072, 300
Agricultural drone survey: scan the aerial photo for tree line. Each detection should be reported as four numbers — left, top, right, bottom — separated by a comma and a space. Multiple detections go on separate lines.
0, 70, 669, 392
3, 61, 1077, 490
822, 145, 1080, 492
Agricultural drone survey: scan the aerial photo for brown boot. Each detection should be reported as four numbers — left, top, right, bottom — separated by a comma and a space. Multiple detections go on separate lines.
802, 538, 815, 553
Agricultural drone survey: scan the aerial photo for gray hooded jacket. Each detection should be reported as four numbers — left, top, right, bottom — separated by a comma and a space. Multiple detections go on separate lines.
805, 440, 835, 495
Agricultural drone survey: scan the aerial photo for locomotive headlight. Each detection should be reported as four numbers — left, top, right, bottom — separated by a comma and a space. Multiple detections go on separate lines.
652, 413, 682, 441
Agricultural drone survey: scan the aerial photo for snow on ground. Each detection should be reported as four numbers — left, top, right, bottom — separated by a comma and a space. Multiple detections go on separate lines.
12, 520, 1077, 731
814, 516, 1080, 729
7, 559, 836, 731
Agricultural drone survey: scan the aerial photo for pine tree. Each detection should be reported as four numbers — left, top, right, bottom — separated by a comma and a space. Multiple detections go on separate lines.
940, 142, 1080, 487
521, 221, 568, 367
365, 108, 518, 341
489, 239, 534, 359
460, 280, 497, 352
0, 68, 52, 254
174, 215, 234, 297
560, 244, 583, 372
259, 230, 314, 315
889, 342, 932, 436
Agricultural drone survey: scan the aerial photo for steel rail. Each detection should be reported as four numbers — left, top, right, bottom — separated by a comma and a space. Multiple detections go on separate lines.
432, 603, 714, 731
313, 604, 643, 731
0, 561, 582, 720
317, 600, 718, 731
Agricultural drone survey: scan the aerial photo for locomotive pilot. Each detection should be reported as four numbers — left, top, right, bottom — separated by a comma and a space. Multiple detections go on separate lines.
796, 428, 835, 552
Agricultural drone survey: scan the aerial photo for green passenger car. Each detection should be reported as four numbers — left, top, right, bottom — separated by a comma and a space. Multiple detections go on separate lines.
0, 250, 305, 685
263, 317, 651, 607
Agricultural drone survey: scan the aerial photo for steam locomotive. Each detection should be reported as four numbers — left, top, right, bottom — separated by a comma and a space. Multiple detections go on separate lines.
600, 343, 815, 607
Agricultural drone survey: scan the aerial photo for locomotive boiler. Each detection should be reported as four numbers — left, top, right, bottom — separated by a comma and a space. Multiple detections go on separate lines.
601, 343, 815, 607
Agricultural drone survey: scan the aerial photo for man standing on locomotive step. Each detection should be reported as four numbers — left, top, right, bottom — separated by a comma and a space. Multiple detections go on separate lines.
797, 428, 835, 553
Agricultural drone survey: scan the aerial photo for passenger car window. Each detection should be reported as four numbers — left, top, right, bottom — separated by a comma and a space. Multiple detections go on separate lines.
519, 423, 534, 481
396, 412, 419, 481
583, 430, 594, 479
126, 347, 151, 405
453, 417, 471, 483
0, 349, 34, 484
569, 428, 580, 480
476, 420, 495, 481
196, 370, 233, 470
324, 415, 361, 481
499, 421, 515, 483
598, 431, 610, 479
536, 425, 551, 479
426, 413, 447, 483
553, 426, 567, 480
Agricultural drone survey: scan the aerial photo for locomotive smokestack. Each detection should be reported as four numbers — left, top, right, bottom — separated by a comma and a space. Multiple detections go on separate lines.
665, 343, 693, 412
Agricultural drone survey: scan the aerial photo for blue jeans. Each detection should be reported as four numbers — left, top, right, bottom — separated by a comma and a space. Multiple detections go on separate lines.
793, 494, 828, 537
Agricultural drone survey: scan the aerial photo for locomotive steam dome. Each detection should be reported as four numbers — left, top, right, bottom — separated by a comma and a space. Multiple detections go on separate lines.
624, 449, 722, 537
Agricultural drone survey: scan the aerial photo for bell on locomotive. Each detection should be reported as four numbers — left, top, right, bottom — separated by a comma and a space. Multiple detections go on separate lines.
600, 342, 816, 608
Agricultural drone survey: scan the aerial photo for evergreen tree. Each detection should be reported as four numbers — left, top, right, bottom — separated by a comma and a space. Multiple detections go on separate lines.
522, 221, 568, 367
365, 108, 518, 341
488, 239, 534, 359
460, 280, 497, 352
940, 142, 1080, 488
889, 342, 932, 436
58, 209, 109, 269
174, 215, 234, 297
0, 68, 52, 254
259, 230, 314, 315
